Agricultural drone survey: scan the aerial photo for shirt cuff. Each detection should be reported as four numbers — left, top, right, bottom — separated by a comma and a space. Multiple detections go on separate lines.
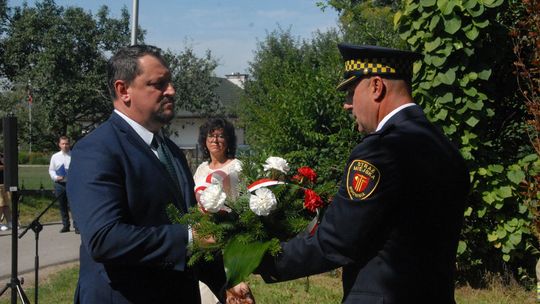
187, 226, 193, 256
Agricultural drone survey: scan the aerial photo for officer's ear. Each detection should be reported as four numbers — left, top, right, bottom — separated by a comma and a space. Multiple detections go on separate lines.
370, 76, 386, 102
114, 80, 131, 105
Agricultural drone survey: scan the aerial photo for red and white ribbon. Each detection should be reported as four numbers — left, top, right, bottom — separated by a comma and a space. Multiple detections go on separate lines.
305, 208, 321, 236
205, 170, 228, 184
247, 178, 285, 193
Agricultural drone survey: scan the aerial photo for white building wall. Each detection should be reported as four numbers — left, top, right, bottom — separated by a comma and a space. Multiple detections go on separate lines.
169, 118, 246, 150
225, 73, 247, 89
169, 118, 203, 149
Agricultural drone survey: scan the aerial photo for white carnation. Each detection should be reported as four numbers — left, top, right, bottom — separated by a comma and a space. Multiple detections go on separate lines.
249, 187, 278, 216
200, 182, 227, 213
262, 157, 290, 174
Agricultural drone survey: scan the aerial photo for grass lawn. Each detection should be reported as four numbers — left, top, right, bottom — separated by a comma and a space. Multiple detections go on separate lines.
19, 165, 53, 190
247, 271, 342, 303
4, 165, 62, 226
17, 195, 62, 226
0, 264, 79, 304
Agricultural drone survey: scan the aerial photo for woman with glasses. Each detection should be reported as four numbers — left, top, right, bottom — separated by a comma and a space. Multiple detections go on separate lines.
194, 117, 242, 200
193, 117, 242, 304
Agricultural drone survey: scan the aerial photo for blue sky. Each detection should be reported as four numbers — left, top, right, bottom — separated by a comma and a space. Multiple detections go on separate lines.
14, 0, 339, 76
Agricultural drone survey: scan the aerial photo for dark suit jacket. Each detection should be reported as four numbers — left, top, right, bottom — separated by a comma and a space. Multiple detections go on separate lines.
67, 112, 226, 304
258, 105, 470, 304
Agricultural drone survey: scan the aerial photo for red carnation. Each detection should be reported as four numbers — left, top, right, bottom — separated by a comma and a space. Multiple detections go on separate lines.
297, 166, 317, 183
304, 189, 323, 213
291, 174, 302, 183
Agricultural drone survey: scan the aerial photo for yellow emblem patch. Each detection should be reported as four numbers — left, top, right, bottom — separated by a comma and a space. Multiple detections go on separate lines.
346, 160, 380, 200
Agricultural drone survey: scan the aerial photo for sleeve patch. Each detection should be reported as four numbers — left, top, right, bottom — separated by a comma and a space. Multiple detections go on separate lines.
346, 160, 381, 200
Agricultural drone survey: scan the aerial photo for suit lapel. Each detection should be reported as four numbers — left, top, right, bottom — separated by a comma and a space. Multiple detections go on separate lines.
109, 113, 184, 209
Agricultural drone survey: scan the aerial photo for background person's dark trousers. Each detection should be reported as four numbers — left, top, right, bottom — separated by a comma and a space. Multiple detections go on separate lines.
54, 182, 78, 233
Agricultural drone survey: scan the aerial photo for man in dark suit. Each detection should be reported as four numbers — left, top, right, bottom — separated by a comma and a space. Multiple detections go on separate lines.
67, 45, 251, 304
256, 43, 470, 303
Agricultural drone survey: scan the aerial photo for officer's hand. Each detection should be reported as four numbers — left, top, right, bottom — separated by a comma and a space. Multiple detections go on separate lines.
226, 282, 255, 304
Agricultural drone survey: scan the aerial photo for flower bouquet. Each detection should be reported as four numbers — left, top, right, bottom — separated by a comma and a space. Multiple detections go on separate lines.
167, 156, 330, 286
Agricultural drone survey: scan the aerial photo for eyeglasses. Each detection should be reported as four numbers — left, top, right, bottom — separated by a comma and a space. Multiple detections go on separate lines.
207, 134, 226, 141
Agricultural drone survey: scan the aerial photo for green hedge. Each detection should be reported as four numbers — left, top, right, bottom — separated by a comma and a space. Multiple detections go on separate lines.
396, 0, 539, 285
18, 151, 51, 165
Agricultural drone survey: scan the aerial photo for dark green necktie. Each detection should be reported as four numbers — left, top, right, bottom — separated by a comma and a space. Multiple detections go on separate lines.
153, 134, 181, 190
152, 134, 186, 212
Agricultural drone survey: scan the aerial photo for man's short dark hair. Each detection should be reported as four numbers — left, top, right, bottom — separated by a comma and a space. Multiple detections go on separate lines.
107, 44, 166, 100
198, 118, 237, 161
58, 135, 69, 143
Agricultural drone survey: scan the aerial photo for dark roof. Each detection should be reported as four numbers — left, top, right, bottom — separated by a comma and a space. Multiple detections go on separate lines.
175, 77, 244, 118
213, 77, 243, 109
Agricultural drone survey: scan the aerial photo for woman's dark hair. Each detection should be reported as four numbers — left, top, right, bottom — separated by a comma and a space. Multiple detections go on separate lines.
198, 118, 237, 161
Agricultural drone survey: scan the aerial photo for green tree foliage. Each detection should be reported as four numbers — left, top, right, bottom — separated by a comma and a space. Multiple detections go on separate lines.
164, 47, 223, 116
0, 0, 6, 32
395, 0, 539, 283
0, 0, 136, 150
0, 1, 223, 150
510, 0, 540, 244
321, 0, 405, 47
238, 28, 360, 191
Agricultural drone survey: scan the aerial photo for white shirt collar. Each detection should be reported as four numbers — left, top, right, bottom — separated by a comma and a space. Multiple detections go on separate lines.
375, 103, 416, 132
114, 109, 157, 146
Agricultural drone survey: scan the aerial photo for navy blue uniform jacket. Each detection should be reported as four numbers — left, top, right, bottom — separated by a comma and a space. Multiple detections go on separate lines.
258, 105, 469, 304
67, 112, 226, 304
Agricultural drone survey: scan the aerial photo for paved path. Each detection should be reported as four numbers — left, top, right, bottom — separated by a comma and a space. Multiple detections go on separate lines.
0, 222, 80, 284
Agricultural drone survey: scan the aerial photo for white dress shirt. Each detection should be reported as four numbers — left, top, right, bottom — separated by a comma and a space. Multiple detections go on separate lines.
49, 150, 71, 182
114, 109, 160, 158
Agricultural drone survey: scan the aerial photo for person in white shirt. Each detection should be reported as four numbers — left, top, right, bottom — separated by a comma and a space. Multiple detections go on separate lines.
49, 136, 77, 233
193, 118, 243, 304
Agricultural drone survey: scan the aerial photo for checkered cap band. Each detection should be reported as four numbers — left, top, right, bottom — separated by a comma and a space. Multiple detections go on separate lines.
344, 58, 411, 75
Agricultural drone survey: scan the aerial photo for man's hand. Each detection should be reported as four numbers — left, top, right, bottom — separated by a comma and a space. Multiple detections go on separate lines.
56, 176, 65, 182
226, 282, 255, 304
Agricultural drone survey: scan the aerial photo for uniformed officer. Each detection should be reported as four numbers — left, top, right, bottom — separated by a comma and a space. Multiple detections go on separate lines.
256, 43, 470, 304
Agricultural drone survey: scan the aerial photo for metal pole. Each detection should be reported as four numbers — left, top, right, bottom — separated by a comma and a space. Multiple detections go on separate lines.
28, 80, 32, 154
3, 115, 30, 304
5, 115, 19, 304
11, 191, 18, 304
28, 104, 32, 154
34, 226, 39, 304
130, 0, 139, 45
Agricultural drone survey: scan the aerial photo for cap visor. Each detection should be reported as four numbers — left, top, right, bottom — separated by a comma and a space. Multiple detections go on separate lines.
336, 76, 358, 91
